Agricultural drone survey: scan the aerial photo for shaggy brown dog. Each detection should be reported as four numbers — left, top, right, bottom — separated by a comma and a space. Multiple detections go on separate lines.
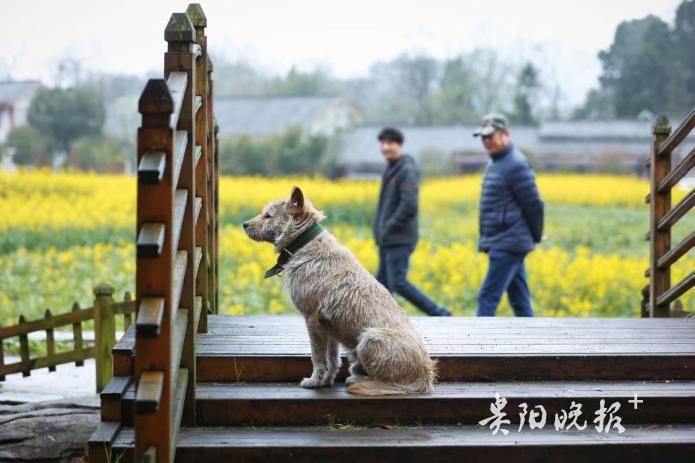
243, 186, 436, 395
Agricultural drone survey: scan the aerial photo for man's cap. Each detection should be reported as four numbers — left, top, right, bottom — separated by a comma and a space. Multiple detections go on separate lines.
473, 113, 509, 137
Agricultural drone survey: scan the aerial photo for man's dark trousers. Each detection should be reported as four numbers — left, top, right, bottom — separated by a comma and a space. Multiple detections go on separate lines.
376, 244, 445, 316
476, 249, 534, 317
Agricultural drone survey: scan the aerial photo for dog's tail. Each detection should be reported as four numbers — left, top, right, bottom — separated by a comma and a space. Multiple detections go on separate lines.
346, 358, 436, 396
346, 377, 433, 396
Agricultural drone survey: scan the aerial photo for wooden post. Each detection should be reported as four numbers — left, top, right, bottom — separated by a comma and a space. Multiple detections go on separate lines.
72, 302, 84, 367
135, 77, 176, 463
187, 2, 209, 334
18, 315, 30, 377
94, 283, 116, 392
45, 309, 56, 372
649, 115, 672, 317
207, 55, 216, 315
166, 9, 198, 431
0, 335, 5, 381
123, 291, 133, 331
213, 117, 219, 312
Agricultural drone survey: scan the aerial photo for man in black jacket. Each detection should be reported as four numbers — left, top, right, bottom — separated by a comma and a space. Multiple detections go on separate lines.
373, 127, 452, 316
474, 114, 544, 317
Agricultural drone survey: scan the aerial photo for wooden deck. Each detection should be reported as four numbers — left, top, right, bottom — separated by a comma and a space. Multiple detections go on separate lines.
99, 315, 695, 462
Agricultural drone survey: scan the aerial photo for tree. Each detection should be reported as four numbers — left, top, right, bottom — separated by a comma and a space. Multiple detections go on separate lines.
27, 86, 105, 163
468, 49, 515, 116
598, 15, 686, 117
673, 0, 695, 106
71, 135, 125, 172
363, 54, 440, 125
219, 127, 334, 176
3, 126, 51, 166
511, 62, 542, 125
269, 66, 336, 96
573, 88, 616, 120
431, 56, 478, 124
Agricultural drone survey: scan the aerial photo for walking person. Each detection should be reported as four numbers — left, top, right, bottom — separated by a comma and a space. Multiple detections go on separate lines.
373, 127, 452, 317
474, 114, 544, 317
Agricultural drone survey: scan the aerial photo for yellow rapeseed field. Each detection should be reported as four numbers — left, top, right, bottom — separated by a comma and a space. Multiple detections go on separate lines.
0, 169, 692, 322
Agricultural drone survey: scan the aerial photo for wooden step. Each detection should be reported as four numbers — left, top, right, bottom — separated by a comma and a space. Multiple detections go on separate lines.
109, 424, 695, 463
115, 380, 695, 427
192, 380, 695, 427
195, 316, 695, 382
113, 315, 695, 381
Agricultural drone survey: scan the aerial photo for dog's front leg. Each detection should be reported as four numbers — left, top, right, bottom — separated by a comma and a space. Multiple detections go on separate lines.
301, 317, 332, 388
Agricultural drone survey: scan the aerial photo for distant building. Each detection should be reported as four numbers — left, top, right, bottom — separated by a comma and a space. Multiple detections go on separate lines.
214, 96, 361, 137
0, 80, 42, 144
338, 119, 695, 178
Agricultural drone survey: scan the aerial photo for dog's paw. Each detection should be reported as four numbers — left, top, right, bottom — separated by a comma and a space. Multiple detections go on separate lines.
300, 377, 324, 388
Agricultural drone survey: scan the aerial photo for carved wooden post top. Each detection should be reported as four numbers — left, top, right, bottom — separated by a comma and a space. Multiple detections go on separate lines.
93, 282, 114, 297
186, 4, 207, 28
652, 115, 671, 136
165, 12, 197, 52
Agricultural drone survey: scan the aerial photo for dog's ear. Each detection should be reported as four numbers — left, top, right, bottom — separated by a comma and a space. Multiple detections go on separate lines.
290, 186, 305, 212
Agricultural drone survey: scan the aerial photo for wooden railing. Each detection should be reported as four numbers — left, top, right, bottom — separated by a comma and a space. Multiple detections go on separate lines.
644, 111, 695, 317
90, 4, 220, 463
0, 283, 135, 391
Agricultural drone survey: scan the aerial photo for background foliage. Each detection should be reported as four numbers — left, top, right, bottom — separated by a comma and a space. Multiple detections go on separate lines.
1, 171, 692, 325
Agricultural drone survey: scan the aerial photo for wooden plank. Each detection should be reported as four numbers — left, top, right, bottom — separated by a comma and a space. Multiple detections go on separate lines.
111, 424, 695, 463
196, 354, 695, 382
658, 107, 695, 156
171, 368, 189, 457
172, 309, 188, 373
87, 421, 121, 455
138, 152, 166, 184
173, 250, 188, 315
194, 196, 202, 225
657, 188, 694, 231
658, 231, 695, 269
195, 96, 202, 114
173, 189, 188, 252
194, 246, 202, 278
135, 370, 164, 414
44, 309, 56, 372
136, 297, 165, 337
1, 347, 94, 377
101, 376, 131, 399
658, 147, 695, 193
101, 376, 131, 422
136, 223, 165, 258
167, 71, 187, 129
194, 380, 695, 426
0, 305, 93, 339
113, 324, 134, 377
173, 130, 188, 187
195, 145, 202, 165
657, 272, 695, 308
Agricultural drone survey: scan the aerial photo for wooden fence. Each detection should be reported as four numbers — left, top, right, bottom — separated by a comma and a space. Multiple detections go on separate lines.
0, 283, 135, 391
78, 4, 220, 463
644, 111, 695, 317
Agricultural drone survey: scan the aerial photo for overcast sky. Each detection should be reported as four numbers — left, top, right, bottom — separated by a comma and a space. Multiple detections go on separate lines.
0, 0, 683, 107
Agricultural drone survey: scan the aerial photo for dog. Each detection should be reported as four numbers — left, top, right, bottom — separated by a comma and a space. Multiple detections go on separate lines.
243, 186, 436, 395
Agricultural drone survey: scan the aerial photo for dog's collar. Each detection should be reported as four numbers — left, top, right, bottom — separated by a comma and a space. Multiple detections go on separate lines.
265, 222, 325, 278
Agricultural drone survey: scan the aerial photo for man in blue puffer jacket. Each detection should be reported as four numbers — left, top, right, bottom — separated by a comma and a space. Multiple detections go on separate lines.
473, 114, 544, 317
